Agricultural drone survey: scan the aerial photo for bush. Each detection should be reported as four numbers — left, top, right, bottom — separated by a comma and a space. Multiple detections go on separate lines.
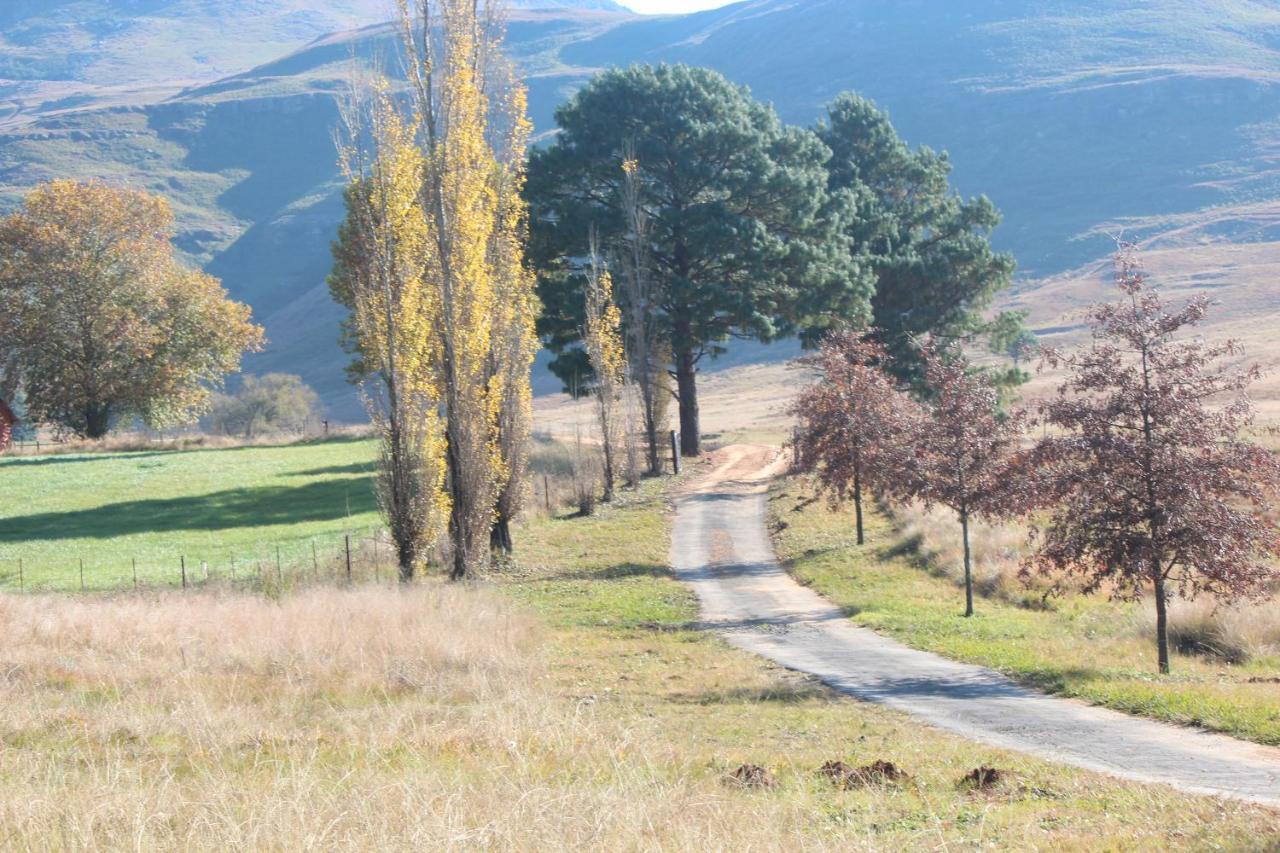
207, 374, 321, 439
1143, 596, 1280, 665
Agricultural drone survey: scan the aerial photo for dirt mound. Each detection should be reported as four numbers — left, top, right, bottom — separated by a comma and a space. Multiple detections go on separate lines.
820, 759, 909, 789
727, 764, 776, 789
959, 766, 1007, 790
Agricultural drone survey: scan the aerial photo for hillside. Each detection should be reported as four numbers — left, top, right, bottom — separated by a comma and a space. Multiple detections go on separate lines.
1, 0, 1278, 417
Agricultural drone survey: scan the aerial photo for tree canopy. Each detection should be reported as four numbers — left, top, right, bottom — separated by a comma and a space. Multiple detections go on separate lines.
1025, 250, 1280, 673
0, 181, 264, 439
527, 63, 868, 456
817, 93, 1019, 386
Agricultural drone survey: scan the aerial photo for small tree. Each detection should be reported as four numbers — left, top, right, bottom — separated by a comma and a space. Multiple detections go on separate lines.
792, 330, 911, 545
907, 344, 1025, 617
617, 148, 668, 475
1026, 249, 1280, 673
208, 374, 321, 439
0, 181, 264, 438
582, 234, 627, 502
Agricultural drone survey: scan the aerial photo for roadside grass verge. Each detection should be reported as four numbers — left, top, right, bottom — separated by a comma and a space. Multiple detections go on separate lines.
770, 475, 1280, 746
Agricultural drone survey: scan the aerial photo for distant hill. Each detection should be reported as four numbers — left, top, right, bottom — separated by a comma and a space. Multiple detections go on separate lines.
1, 0, 1278, 418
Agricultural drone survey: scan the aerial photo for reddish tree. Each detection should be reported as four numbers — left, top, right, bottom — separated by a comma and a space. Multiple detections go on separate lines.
907, 344, 1026, 617
792, 330, 914, 544
1025, 249, 1280, 674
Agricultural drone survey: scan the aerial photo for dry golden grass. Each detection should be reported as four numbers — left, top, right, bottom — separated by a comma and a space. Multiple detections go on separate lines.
3, 483, 1278, 849
891, 500, 1280, 665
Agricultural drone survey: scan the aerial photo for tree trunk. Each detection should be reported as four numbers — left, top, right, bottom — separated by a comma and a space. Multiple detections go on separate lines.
490, 516, 513, 556
1153, 569, 1170, 674
853, 447, 864, 546
961, 509, 974, 617
675, 347, 700, 457
644, 411, 661, 476
85, 404, 110, 440
396, 540, 416, 584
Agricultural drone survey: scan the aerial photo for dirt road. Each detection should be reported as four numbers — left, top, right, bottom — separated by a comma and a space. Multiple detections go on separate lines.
670, 444, 1280, 805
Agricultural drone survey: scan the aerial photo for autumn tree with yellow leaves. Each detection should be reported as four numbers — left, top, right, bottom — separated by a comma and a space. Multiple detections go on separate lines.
331, 82, 450, 581
583, 232, 627, 502
0, 181, 263, 439
333, 0, 539, 579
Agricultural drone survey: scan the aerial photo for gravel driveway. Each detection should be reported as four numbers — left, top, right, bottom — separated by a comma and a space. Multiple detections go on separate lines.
670, 444, 1280, 806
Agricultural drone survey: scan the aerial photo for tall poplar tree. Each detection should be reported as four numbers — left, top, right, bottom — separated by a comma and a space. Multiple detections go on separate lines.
399, 0, 539, 579
332, 80, 449, 581
527, 64, 868, 457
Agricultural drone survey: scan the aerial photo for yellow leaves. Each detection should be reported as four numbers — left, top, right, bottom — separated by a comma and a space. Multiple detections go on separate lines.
0, 181, 264, 436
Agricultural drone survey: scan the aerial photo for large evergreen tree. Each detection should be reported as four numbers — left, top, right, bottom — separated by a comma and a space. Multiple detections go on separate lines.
527, 64, 868, 457
817, 93, 1018, 386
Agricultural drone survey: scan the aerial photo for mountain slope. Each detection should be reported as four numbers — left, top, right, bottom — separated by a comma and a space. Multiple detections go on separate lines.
1, 0, 1278, 417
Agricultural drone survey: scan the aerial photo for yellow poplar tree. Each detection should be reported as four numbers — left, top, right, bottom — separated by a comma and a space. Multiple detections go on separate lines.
583, 236, 627, 502
331, 81, 450, 580
399, 0, 539, 579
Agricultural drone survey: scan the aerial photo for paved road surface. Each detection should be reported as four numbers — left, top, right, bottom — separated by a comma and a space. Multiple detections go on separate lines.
670, 444, 1280, 806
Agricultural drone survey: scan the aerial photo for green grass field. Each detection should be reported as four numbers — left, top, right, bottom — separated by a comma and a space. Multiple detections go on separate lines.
0, 438, 382, 590
770, 475, 1280, 747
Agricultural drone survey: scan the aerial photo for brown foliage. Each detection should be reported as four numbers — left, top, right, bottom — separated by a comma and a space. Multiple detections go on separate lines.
903, 344, 1026, 616
791, 330, 913, 544
1025, 247, 1280, 673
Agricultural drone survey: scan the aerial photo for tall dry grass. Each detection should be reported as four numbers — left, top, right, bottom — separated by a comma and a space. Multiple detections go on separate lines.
0, 585, 945, 850
893, 501, 1280, 663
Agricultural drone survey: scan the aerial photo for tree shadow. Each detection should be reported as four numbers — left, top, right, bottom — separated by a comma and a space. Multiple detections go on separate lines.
546, 562, 673, 582
666, 683, 833, 705
1, 477, 377, 542
288, 461, 377, 477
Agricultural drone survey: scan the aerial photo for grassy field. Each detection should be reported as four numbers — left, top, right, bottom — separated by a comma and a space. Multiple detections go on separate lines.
1, 467, 1276, 848
0, 437, 383, 590
770, 475, 1280, 747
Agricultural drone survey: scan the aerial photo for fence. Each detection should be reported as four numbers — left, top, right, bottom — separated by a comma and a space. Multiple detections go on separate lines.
1, 527, 408, 595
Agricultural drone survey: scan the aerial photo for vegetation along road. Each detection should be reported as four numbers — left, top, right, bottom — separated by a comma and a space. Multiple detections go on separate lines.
672, 444, 1280, 806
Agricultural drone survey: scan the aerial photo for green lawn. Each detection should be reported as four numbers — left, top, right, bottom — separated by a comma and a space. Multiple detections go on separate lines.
0, 438, 382, 590
770, 475, 1280, 746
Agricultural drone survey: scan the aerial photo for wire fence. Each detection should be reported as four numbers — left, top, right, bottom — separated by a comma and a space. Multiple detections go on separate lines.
1, 527, 409, 595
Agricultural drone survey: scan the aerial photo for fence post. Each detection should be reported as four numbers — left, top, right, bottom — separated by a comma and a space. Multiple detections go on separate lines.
18, 558, 22, 592
230, 556, 236, 582
344, 535, 352, 585
79, 558, 85, 592
311, 541, 319, 579
132, 557, 137, 590
544, 475, 551, 512
275, 545, 283, 588
180, 556, 187, 590
670, 430, 681, 475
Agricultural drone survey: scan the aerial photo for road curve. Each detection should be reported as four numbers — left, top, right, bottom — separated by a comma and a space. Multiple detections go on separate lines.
670, 444, 1280, 806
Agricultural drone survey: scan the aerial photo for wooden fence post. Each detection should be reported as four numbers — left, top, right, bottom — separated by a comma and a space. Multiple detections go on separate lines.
79, 558, 85, 592
670, 430, 681, 475
275, 545, 283, 588
544, 475, 551, 512
18, 558, 22, 592
180, 556, 187, 590
132, 557, 137, 590
345, 535, 352, 585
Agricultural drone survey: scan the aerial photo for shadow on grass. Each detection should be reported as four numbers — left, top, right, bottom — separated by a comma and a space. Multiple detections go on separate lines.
667, 683, 832, 705
547, 563, 674, 582
1, 477, 378, 541
288, 461, 377, 477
